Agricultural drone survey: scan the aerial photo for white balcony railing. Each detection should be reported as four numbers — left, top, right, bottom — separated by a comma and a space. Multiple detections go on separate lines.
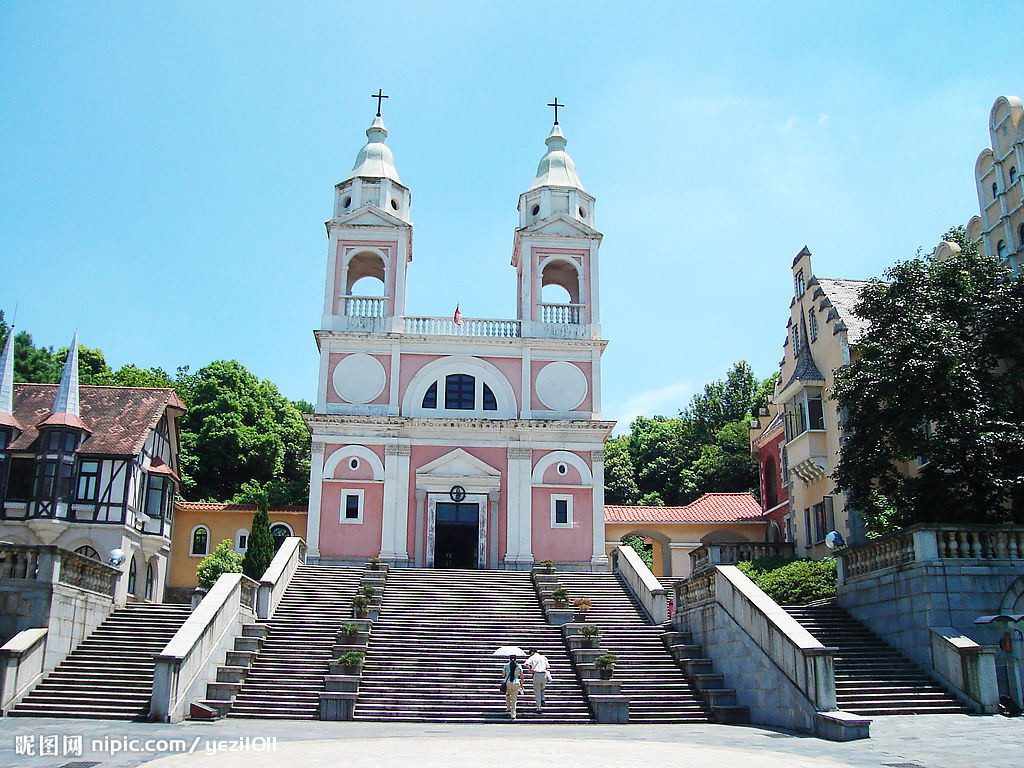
343, 295, 388, 318
539, 303, 582, 324
404, 316, 521, 338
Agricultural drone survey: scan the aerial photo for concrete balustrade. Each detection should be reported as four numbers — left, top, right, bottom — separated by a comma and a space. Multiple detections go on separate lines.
0, 628, 47, 714
257, 537, 307, 620
610, 544, 668, 623
929, 627, 999, 713
674, 565, 868, 740
151, 573, 258, 722
688, 541, 796, 575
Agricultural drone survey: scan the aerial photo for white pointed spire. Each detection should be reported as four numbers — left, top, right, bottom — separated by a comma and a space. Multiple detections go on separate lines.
40, 331, 87, 431
528, 124, 584, 191
346, 115, 402, 184
0, 327, 16, 426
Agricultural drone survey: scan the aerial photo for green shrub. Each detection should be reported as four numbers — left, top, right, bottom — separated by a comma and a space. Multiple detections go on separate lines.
736, 557, 837, 605
594, 653, 617, 670
196, 539, 243, 589
580, 625, 600, 638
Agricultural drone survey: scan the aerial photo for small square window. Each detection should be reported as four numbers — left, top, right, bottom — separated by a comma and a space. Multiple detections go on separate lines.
339, 489, 364, 524
345, 495, 360, 519
551, 495, 573, 528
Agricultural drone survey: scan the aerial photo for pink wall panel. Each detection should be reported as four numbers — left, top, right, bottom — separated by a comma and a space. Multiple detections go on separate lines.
530, 361, 593, 412
530, 486, 593, 561
326, 353, 391, 405
318, 481, 384, 558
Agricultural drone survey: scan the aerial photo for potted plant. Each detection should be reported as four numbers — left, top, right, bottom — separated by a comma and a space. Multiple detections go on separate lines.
579, 624, 600, 649
337, 650, 365, 674
551, 586, 569, 608
353, 595, 371, 618
594, 653, 617, 680
340, 621, 361, 643
538, 559, 555, 574
572, 597, 593, 621
361, 584, 377, 600
368, 556, 382, 571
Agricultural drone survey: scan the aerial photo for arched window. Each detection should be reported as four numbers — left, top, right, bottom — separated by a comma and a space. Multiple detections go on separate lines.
808, 310, 818, 342
764, 457, 779, 509
998, 240, 1008, 260
127, 556, 137, 596
444, 374, 475, 410
482, 383, 497, 411
1011, 166, 1018, 184
145, 562, 154, 600
74, 545, 100, 561
190, 525, 209, 556
270, 523, 292, 551
422, 381, 437, 409
992, 182, 999, 199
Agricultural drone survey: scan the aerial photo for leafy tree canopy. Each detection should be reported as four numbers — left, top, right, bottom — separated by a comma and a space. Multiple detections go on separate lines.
833, 228, 1024, 534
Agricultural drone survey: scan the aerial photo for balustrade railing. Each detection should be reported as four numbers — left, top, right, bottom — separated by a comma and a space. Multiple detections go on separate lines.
0, 544, 117, 597
343, 295, 388, 318
403, 316, 521, 338
688, 541, 796, 574
539, 303, 582, 324
675, 568, 716, 607
839, 525, 1024, 581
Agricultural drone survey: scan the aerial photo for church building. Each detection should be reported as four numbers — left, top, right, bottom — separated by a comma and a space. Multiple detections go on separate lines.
304, 105, 613, 570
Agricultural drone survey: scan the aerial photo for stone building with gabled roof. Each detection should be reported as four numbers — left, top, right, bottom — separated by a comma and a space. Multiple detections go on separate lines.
0, 332, 186, 604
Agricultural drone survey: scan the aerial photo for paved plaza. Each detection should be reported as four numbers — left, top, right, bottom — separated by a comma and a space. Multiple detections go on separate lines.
2, 715, 1022, 768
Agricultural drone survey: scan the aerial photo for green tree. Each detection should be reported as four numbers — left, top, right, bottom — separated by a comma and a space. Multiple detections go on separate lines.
241, 496, 276, 580
687, 360, 758, 441
834, 228, 1024, 534
604, 436, 639, 505
619, 534, 653, 569
196, 539, 243, 589
180, 360, 310, 503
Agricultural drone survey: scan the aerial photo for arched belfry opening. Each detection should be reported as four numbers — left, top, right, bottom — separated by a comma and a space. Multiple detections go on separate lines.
346, 251, 386, 295
540, 259, 581, 323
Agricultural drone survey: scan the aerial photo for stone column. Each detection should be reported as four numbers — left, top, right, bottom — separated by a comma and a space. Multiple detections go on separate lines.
488, 490, 500, 569
504, 446, 534, 569
380, 445, 411, 562
591, 449, 609, 569
414, 489, 427, 567
306, 441, 326, 558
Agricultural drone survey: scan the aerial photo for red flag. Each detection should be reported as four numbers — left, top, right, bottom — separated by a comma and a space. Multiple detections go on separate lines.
453, 304, 463, 326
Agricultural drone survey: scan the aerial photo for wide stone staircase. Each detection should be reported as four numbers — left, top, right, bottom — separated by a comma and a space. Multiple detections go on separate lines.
784, 601, 969, 715
558, 571, 710, 723
8, 603, 191, 720
226, 564, 362, 720
354, 568, 591, 723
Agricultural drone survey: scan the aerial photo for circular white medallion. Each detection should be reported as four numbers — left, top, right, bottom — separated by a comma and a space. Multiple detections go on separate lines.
535, 361, 588, 411
332, 353, 386, 404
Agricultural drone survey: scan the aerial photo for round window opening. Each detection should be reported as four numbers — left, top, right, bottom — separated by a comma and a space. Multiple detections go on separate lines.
349, 457, 360, 471
342, 196, 351, 209
578, 207, 587, 218
531, 204, 540, 216
557, 463, 568, 475
390, 198, 399, 211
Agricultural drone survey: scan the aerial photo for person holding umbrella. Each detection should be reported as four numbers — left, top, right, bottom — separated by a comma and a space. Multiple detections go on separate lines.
494, 646, 525, 720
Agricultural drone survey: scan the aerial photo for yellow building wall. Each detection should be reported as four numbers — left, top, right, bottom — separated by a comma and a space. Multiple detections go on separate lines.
605, 521, 767, 579
168, 506, 308, 589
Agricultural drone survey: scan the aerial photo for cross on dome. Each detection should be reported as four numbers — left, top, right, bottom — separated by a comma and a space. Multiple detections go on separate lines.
547, 97, 564, 125
371, 89, 388, 117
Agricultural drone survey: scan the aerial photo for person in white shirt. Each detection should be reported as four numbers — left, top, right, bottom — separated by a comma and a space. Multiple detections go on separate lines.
524, 648, 551, 713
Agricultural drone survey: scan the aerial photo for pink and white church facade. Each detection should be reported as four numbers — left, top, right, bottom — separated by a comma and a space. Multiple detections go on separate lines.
304, 111, 614, 570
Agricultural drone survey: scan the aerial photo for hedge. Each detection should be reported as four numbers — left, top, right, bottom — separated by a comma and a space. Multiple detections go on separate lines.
735, 556, 837, 605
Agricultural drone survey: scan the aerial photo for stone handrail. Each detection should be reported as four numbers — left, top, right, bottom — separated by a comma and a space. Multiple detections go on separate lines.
611, 544, 668, 623
675, 565, 837, 711
688, 541, 796, 574
538, 303, 582, 324
0, 628, 47, 714
403, 316, 521, 338
838, 525, 1024, 582
929, 626, 999, 714
0, 544, 118, 598
257, 536, 306, 620
151, 572, 257, 722
343, 295, 388, 318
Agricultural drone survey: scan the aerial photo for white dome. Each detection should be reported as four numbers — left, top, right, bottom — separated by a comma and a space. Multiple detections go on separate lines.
347, 116, 402, 184
528, 124, 583, 191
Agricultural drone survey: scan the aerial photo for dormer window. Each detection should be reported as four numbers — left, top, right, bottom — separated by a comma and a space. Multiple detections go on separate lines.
34, 428, 81, 504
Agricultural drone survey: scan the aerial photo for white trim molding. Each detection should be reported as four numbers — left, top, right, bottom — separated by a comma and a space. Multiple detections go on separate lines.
550, 494, 574, 529
339, 488, 365, 525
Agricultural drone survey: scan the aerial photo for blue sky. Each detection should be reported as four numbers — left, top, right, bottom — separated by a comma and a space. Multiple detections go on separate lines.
1, 2, 1018, 430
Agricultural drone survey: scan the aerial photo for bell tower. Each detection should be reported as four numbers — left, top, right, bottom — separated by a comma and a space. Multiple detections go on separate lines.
512, 104, 602, 340
322, 96, 412, 334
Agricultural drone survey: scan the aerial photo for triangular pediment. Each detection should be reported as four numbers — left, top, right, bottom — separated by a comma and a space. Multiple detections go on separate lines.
519, 213, 601, 238
416, 448, 501, 478
326, 204, 409, 230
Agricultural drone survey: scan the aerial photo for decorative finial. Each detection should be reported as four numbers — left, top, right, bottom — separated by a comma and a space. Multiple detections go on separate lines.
371, 89, 389, 117
547, 98, 564, 125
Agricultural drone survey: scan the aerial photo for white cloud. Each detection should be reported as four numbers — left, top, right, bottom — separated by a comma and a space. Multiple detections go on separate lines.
781, 116, 799, 132
606, 380, 693, 434
817, 113, 831, 127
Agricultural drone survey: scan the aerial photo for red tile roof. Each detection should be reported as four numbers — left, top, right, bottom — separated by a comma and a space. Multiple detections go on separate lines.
176, 501, 308, 513
605, 492, 764, 523
7, 384, 186, 456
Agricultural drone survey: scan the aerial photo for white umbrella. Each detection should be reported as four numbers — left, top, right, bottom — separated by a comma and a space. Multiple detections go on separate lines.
492, 646, 527, 658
